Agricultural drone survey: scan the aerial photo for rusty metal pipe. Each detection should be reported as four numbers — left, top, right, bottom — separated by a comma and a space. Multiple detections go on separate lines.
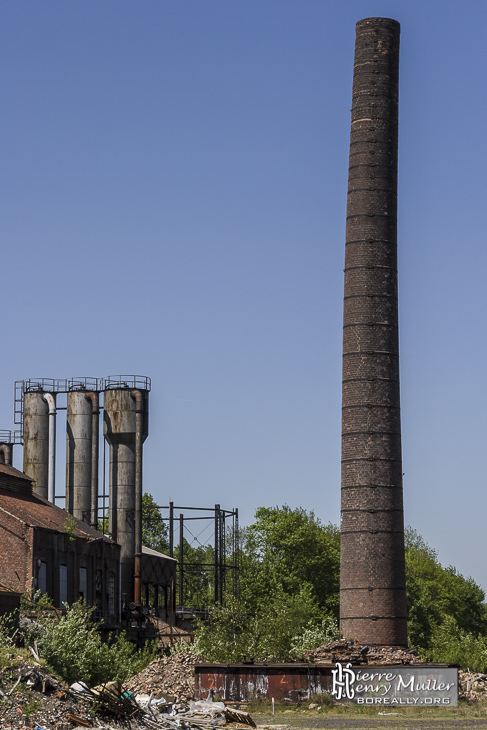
0, 443, 12, 465
86, 392, 99, 529
134, 554, 141, 605
43, 393, 56, 503
131, 389, 143, 604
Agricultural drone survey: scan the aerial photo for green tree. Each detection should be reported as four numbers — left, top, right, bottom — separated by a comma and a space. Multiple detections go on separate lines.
142, 492, 169, 553
179, 540, 215, 608
423, 615, 487, 671
242, 505, 340, 618
405, 527, 487, 648
192, 505, 340, 661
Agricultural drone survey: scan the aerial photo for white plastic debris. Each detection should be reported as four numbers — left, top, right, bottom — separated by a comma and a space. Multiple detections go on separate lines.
189, 700, 225, 714
70, 681, 90, 694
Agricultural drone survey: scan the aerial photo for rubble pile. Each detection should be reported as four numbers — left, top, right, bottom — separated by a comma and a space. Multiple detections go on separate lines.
305, 639, 422, 665
124, 652, 206, 703
459, 670, 487, 703
0, 655, 256, 729
0, 661, 91, 730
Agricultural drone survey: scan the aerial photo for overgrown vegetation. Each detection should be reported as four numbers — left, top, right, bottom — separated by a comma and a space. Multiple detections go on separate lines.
192, 506, 340, 662
4, 499, 487, 682
189, 506, 487, 670
0, 599, 157, 687
420, 615, 487, 671
405, 527, 487, 648
37, 602, 157, 685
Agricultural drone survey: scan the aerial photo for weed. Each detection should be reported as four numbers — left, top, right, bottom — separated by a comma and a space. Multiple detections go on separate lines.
21, 697, 43, 715
247, 697, 273, 713
310, 691, 334, 709
64, 514, 78, 541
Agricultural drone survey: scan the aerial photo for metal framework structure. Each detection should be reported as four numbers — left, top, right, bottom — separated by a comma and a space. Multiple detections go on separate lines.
153, 503, 239, 615
14, 376, 151, 437
0, 430, 22, 445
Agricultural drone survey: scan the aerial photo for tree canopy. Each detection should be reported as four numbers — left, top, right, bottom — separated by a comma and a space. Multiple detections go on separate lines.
405, 527, 487, 649
192, 508, 487, 667
140, 496, 487, 669
241, 505, 340, 617
142, 492, 169, 553
194, 505, 340, 661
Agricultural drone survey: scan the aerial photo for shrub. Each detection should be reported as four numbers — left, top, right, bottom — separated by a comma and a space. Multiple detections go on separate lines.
27, 600, 156, 686
193, 586, 325, 662
290, 616, 339, 658
422, 615, 487, 672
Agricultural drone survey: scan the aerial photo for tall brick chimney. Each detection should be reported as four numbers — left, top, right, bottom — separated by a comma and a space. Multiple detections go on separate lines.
340, 17, 408, 647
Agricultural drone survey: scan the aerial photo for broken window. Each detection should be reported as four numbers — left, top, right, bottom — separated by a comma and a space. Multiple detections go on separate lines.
79, 567, 87, 604
59, 564, 68, 607
38, 561, 47, 595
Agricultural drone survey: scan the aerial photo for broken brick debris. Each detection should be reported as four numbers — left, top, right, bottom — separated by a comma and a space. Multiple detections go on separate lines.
123, 652, 205, 702
304, 639, 423, 665
459, 670, 487, 703
0, 661, 90, 730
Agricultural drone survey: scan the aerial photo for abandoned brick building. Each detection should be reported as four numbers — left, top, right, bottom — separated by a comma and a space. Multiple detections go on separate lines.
0, 378, 179, 627
0, 462, 121, 618
0, 462, 176, 621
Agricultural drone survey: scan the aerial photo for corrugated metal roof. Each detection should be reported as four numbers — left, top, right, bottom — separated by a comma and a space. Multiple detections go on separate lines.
0, 488, 114, 542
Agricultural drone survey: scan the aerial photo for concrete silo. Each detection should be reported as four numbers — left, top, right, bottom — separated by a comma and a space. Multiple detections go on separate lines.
103, 384, 148, 605
0, 436, 13, 465
23, 390, 56, 501
66, 389, 99, 526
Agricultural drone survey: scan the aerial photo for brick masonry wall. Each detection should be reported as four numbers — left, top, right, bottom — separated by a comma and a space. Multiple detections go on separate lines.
340, 17, 407, 647
0, 509, 30, 592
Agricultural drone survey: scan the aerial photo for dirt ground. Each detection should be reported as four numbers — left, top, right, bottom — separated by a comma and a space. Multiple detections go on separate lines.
254, 708, 487, 730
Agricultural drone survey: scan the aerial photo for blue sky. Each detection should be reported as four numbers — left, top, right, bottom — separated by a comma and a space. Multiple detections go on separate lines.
1, 1, 486, 592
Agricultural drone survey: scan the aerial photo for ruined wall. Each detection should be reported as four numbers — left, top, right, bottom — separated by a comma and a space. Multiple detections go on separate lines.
33, 530, 120, 617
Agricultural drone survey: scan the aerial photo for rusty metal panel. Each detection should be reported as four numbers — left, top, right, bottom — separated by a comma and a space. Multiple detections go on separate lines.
195, 664, 334, 702
195, 663, 458, 704
266, 666, 311, 702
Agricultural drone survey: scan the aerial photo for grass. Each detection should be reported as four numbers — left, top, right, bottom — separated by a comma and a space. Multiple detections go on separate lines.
21, 697, 43, 716
250, 704, 487, 730
309, 692, 333, 708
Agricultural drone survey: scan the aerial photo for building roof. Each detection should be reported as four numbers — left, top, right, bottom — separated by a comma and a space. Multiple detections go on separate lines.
0, 463, 34, 496
0, 487, 114, 542
142, 545, 177, 562
0, 463, 33, 482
